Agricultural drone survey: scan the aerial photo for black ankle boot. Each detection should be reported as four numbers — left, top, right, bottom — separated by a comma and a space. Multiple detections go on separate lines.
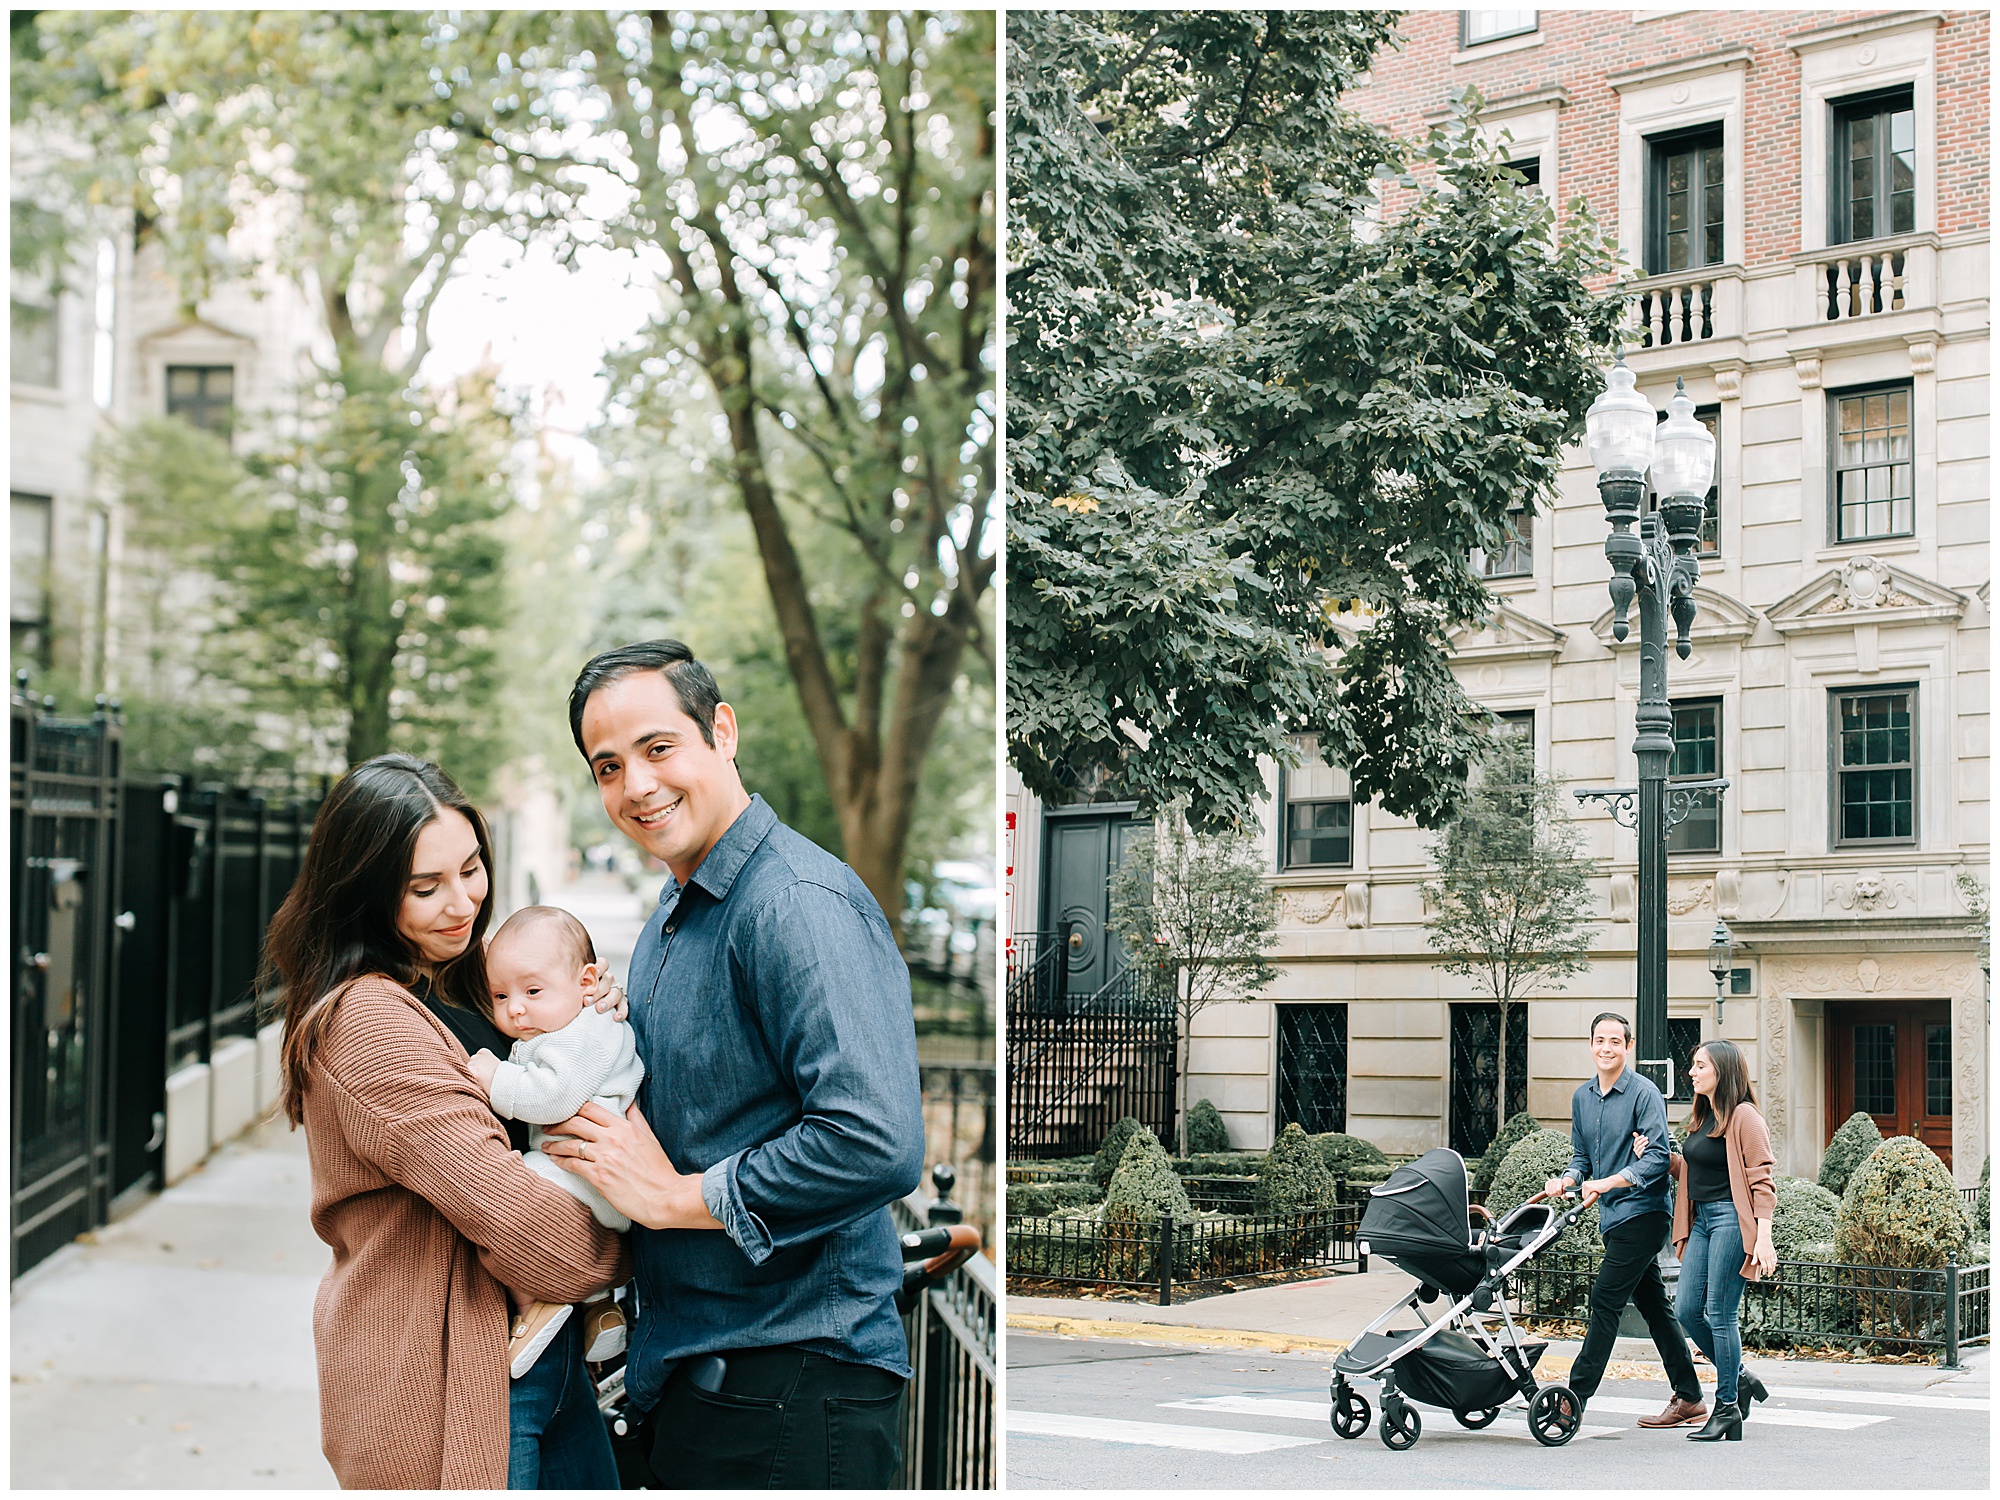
1687, 1400, 1742, 1442
1739, 1369, 1769, 1406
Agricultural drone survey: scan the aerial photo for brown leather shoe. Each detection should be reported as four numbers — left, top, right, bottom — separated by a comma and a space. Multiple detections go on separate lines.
1637, 1396, 1708, 1428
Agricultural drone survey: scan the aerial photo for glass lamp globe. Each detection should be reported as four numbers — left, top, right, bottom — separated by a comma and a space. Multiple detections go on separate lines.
1654, 378, 1716, 501
1585, 353, 1656, 479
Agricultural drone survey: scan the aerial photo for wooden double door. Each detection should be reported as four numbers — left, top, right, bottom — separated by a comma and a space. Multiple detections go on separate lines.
1825, 1000, 1953, 1169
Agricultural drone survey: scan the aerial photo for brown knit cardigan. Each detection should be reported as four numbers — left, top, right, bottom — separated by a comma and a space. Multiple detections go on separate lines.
1668, 1100, 1778, 1282
301, 974, 623, 1489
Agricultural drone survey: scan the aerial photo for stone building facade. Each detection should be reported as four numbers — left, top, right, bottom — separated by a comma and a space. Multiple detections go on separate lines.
1009, 9, 1989, 1183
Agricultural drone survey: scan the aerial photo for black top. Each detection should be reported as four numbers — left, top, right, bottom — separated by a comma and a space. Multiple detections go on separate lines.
1683, 1119, 1732, 1204
410, 976, 528, 1154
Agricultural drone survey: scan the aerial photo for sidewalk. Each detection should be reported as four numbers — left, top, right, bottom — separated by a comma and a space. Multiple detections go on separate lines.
11, 1117, 334, 1488
1008, 1266, 1991, 1396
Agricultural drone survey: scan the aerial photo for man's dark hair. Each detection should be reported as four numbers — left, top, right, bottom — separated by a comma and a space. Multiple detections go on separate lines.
568, 640, 723, 757
1590, 1011, 1634, 1044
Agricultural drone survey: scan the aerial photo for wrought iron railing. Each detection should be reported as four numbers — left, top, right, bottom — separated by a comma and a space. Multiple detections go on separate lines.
892, 1195, 995, 1488
1007, 958, 1175, 1159
1511, 1249, 1990, 1366
1008, 1202, 1364, 1305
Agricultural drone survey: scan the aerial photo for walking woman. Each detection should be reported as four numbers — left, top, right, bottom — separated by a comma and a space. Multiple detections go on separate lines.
1667, 1038, 1778, 1441
268, 754, 623, 1487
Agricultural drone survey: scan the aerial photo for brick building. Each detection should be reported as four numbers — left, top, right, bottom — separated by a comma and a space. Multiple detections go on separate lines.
1009, 9, 1989, 1183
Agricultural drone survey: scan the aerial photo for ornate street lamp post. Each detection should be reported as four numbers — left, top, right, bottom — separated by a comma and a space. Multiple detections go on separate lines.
1576, 354, 1726, 1098
1707, 919, 1736, 1031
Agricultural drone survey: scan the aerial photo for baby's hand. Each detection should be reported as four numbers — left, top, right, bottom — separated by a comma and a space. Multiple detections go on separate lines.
467, 1048, 500, 1091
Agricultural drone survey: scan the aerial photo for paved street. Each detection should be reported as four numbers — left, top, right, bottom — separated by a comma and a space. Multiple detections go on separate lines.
1006, 1332, 1992, 1490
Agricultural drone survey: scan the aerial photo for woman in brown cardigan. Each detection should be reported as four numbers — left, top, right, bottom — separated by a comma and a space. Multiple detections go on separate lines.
267, 754, 625, 1488
1665, 1038, 1779, 1442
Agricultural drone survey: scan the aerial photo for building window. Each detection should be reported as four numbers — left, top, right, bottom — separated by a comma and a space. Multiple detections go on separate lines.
11, 491, 53, 673
1650, 404, 1720, 556
1647, 126, 1726, 274
1506, 156, 1543, 195
1277, 1003, 1348, 1136
1832, 687, 1916, 847
1281, 735, 1352, 870
11, 293, 59, 388
1477, 506, 1533, 579
165, 364, 235, 435
1668, 699, 1721, 855
1667, 1016, 1704, 1104
1494, 708, 1534, 742
1831, 383, 1913, 543
1462, 11, 1537, 47
1832, 89, 1915, 245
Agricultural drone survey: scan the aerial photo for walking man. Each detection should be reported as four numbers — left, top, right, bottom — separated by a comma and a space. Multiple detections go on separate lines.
1543, 1011, 1706, 1427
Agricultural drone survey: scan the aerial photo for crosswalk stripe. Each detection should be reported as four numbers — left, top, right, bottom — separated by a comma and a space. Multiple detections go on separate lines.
1761, 1383, 1990, 1412
1008, 1410, 1325, 1454
1162, 1396, 1624, 1442
1578, 1395, 1890, 1431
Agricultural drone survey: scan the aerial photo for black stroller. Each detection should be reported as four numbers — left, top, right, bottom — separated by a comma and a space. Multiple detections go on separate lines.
1329, 1147, 1590, 1450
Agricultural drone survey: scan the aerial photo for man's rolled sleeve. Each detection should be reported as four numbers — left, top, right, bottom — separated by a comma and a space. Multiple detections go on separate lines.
1625, 1084, 1672, 1191
702, 1150, 775, 1264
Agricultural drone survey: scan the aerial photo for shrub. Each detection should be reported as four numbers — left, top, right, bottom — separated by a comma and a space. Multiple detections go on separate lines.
1471, 1110, 1543, 1193
1818, 1111, 1884, 1196
1740, 1240, 1856, 1347
1311, 1131, 1391, 1178
1837, 1137, 1970, 1269
1771, 1176, 1841, 1260
1340, 1162, 1398, 1191
1006, 1180, 1104, 1220
1005, 1208, 1105, 1279
1184, 1098, 1230, 1154
1171, 1150, 1266, 1178
1487, 1127, 1601, 1256
1255, 1123, 1339, 1213
1976, 1156, 1990, 1241
1104, 1126, 1192, 1221
1091, 1117, 1143, 1189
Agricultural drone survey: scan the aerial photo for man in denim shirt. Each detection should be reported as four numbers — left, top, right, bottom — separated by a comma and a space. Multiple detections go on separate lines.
543, 641, 925, 1487
1542, 1011, 1704, 1430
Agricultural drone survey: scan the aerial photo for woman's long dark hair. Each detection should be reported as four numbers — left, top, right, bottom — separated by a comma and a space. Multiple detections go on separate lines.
266, 753, 495, 1125
1687, 1038, 1756, 1136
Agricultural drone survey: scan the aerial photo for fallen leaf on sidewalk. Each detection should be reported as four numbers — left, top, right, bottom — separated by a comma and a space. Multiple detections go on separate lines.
171, 1423, 192, 1433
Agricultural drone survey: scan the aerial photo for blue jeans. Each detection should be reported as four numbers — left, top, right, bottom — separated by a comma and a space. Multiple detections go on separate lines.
509, 1314, 618, 1490
1676, 1198, 1748, 1406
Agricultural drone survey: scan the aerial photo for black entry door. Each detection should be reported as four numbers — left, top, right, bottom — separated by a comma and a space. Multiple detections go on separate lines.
1041, 810, 1147, 1001
1449, 1002, 1528, 1159
1277, 1003, 1348, 1135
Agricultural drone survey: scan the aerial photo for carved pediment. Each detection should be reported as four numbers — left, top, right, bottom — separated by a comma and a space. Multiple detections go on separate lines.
1767, 557, 1967, 635
1449, 602, 1565, 664
136, 314, 258, 353
1592, 585, 1759, 651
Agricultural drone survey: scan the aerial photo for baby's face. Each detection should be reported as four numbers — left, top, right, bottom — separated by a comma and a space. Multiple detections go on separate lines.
487, 940, 591, 1040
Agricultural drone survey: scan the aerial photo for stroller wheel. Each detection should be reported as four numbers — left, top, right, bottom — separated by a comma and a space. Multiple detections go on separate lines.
1528, 1385, 1582, 1448
1379, 1403, 1421, 1451
1454, 1407, 1501, 1430
1330, 1389, 1370, 1440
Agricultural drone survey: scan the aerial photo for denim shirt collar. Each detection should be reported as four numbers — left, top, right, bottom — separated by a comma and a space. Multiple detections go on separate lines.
1597, 1066, 1633, 1098
658, 794, 775, 908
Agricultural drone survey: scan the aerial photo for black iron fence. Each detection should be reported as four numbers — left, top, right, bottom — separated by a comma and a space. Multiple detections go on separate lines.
891, 1194, 996, 1488
1511, 1249, 1992, 1365
1009, 1203, 1364, 1305
1008, 941, 1176, 1160
11, 681, 322, 1279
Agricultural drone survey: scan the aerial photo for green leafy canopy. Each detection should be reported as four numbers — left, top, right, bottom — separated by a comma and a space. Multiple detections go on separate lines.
1007, 10, 1627, 831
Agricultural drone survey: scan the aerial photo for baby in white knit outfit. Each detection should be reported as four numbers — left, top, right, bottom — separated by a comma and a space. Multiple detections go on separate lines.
466, 905, 644, 1377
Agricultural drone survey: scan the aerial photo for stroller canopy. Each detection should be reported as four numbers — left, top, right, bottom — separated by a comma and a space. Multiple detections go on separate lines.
1360, 1148, 1485, 1294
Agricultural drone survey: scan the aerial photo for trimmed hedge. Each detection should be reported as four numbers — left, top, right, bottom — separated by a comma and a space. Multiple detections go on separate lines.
1170, 1151, 1267, 1178
1105, 1127, 1191, 1220
1184, 1098, 1230, 1154
1818, 1111, 1884, 1196
1471, 1111, 1543, 1193
1007, 1180, 1104, 1220
1255, 1123, 1338, 1212
1771, 1176, 1841, 1260
1488, 1128, 1601, 1255
1310, 1131, 1391, 1177
1092, 1118, 1144, 1189
1837, 1137, 1971, 1269
1977, 1157, 1991, 1239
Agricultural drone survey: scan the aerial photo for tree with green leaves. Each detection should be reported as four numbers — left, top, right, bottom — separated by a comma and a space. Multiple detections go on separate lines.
12, 11, 595, 781
1421, 735, 1597, 1147
1108, 810, 1279, 1155
570, 10, 996, 927
1007, 10, 1626, 833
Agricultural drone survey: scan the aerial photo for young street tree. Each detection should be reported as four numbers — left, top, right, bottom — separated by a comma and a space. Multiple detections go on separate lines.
1108, 810, 1279, 1156
12, 11, 593, 785
570, 11, 996, 928
1421, 735, 1598, 1145
1008, 11, 1627, 833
